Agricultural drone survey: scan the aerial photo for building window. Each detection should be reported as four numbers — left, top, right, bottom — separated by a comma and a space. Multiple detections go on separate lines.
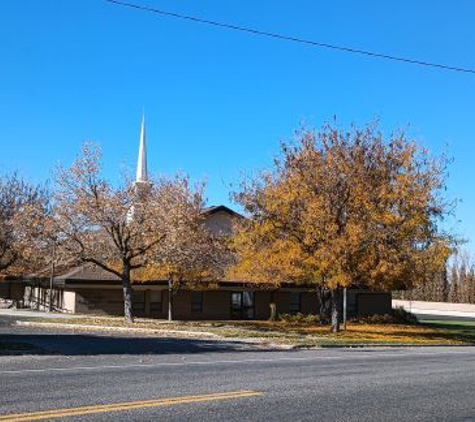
150, 290, 162, 314
133, 291, 145, 314
289, 292, 301, 314
231, 292, 255, 319
191, 291, 203, 313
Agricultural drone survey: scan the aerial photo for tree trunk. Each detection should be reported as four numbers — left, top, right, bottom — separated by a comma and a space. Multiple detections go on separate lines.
442, 267, 450, 302
168, 279, 173, 322
342, 287, 347, 330
268, 290, 277, 321
317, 287, 331, 324
331, 288, 342, 333
122, 264, 134, 324
269, 302, 277, 321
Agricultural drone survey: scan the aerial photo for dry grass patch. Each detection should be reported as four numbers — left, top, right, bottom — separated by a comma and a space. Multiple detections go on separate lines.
31, 316, 475, 346
224, 320, 475, 345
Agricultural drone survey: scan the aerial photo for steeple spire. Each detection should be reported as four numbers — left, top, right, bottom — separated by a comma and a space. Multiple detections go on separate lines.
136, 114, 148, 183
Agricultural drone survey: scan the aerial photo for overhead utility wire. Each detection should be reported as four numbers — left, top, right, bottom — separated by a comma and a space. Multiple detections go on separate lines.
105, 0, 475, 75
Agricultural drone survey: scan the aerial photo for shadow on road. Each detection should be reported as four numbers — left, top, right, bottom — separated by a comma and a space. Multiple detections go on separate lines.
0, 332, 271, 356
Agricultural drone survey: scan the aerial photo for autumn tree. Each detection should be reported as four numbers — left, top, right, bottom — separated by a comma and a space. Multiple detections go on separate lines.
447, 250, 474, 304
396, 264, 450, 302
0, 173, 50, 276
393, 247, 475, 304
135, 180, 232, 321
456, 251, 475, 303
53, 143, 207, 323
233, 123, 451, 331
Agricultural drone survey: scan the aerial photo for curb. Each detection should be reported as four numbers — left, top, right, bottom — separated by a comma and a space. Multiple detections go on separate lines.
13, 321, 292, 350
318, 343, 475, 348
15, 321, 221, 338
13, 321, 473, 350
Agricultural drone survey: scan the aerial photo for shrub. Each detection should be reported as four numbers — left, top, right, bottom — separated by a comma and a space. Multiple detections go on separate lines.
350, 307, 418, 325
350, 314, 393, 324
393, 306, 419, 324
277, 313, 321, 325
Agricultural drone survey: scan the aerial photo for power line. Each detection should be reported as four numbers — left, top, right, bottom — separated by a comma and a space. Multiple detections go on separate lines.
105, 0, 475, 75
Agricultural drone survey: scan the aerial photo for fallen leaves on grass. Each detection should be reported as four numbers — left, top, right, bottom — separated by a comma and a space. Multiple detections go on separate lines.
32, 317, 475, 346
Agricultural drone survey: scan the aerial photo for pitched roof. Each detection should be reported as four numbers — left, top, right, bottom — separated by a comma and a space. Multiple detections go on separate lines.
3, 204, 243, 284
57, 264, 121, 282
203, 205, 244, 219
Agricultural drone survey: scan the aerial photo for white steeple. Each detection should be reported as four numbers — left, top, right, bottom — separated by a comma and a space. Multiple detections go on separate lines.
136, 114, 148, 183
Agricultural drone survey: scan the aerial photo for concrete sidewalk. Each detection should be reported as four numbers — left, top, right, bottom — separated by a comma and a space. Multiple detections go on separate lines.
0, 308, 88, 319
393, 299, 475, 320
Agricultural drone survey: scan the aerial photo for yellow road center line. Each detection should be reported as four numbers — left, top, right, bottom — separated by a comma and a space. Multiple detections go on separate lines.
0, 391, 262, 422
0, 390, 254, 416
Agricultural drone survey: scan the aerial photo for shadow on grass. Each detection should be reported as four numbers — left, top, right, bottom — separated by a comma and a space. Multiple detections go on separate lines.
420, 320, 475, 329
418, 321, 475, 342
0, 333, 275, 356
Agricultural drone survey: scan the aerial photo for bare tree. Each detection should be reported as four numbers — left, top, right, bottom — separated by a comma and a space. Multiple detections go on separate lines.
53, 143, 206, 323
0, 173, 49, 276
134, 180, 233, 321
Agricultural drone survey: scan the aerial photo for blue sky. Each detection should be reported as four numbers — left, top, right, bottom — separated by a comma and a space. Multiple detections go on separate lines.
1, 0, 474, 251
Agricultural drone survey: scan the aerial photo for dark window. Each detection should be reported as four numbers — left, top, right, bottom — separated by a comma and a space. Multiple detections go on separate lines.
231, 292, 242, 311
133, 291, 145, 313
191, 291, 203, 313
290, 292, 301, 314
150, 290, 162, 314
231, 292, 255, 319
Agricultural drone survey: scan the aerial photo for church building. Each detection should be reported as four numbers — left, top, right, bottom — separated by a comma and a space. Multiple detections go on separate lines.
1, 118, 392, 319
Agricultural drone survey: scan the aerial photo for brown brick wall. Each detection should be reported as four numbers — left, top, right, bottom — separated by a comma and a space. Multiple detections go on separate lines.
58, 287, 392, 319
301, 292, 318, 314
255, 291, 271, 319
0, 282, 9, 298
202, 291, 230, 319
0, 282, 25, 301
75, 288, 158, 317
275, 292, 290, 314
164, 290, 231, 320
75, 289, 124, 315
170, 290, 192, 319
10, 283, 25, 301
357, 292, 392, 316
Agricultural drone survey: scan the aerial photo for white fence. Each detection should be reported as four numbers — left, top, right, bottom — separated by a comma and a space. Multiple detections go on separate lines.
393, 299, 475, 319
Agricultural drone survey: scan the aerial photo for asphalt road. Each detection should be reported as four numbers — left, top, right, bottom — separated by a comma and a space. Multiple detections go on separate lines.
1, 316, 475, 421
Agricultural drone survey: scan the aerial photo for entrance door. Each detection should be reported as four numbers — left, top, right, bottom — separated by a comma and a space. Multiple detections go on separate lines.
231, 292, 255, 319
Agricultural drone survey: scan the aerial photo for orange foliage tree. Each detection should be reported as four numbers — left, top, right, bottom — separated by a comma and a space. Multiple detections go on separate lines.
232, 123, 452, 331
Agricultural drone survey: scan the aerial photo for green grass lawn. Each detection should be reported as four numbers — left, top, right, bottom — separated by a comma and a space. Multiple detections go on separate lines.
417, 319, 475, 344
419, 318, 475, 328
